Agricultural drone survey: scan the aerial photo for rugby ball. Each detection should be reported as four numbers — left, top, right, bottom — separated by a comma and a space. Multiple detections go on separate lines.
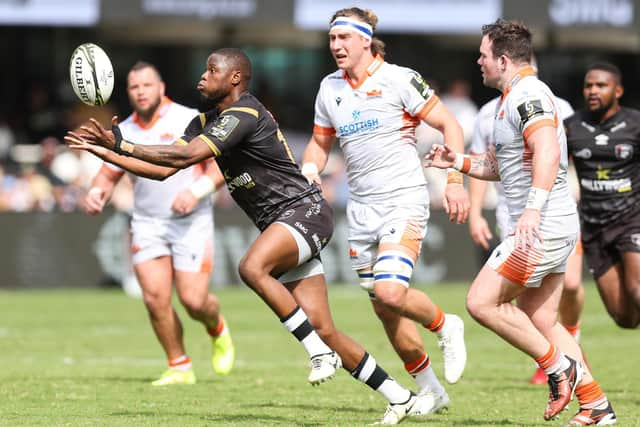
69, 43, 114, 106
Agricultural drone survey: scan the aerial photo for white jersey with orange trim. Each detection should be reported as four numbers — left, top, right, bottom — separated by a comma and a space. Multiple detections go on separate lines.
105, 98, 210, 219
493, 68, 576, 236
471, 93, 575, 238
313, 57, 438, 203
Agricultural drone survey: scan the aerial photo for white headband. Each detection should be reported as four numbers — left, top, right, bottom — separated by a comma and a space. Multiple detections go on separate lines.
329, 16, 373, 40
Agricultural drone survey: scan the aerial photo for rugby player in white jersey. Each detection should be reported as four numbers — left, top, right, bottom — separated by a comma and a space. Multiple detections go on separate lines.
426, 19, 616, 425
301, 6, 468, 414
468, 63, 586, 385
83, 61, 234, 386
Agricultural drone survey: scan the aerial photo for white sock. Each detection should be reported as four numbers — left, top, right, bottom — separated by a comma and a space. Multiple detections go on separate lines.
281, 306, 332, 357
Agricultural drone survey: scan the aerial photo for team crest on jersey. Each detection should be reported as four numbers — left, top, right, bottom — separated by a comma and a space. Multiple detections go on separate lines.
352, 110, 361, 120
207, 114, 240, 142
516, 99, 544, 124
595, 134, 609, 145
615, 143, 633, 160
409, 71, 433, 100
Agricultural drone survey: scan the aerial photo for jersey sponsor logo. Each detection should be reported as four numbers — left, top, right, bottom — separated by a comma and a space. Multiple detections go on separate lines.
281, 209, 295, 219
573, 148, 592, 159
631, 233, 640, 249
206, 114, 240, 142
595, 134, 609, 145
615, 143, 633, 160
338, 117, 381, 137
227, 172, 255, 193
294, 221, 308, 234
305, 203, 321, 218
516, 99, 545, 124
580, 177, 632, 193
409, 71, 434, 100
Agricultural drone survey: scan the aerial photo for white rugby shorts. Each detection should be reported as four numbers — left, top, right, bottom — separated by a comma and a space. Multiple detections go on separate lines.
486, 214, 579, 287
130, 212, 213, 273
347, 198, 429, 270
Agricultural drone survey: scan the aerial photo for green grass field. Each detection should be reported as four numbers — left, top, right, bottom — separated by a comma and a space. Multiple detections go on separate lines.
1, 283, 638, 426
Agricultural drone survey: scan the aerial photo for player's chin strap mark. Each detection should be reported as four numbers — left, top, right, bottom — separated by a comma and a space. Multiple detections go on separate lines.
112, 124, 135, 156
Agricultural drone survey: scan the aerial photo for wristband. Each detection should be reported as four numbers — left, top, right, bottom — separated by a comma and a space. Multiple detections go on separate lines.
446, 168, 463, 184
112, 125, 134, 156
300, 162, 319, 177
453, 153, 471, 174
189, 175, 215, 200
525, 187, 549, 210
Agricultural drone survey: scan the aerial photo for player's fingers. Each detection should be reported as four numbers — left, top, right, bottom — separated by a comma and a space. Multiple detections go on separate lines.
442, 196, 450, 215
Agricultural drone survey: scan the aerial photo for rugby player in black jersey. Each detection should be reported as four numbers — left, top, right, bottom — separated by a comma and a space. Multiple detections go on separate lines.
565, 62, 640, 330
65, 47, 434, 424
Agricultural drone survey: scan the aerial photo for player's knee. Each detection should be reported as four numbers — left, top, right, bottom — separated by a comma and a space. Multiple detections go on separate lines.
142, 292, 171, 316
179, 295, 206, 318
237, 255, 263, 288
625, 280, 640, 306
563, 276, 582, 293
372, 251, 413, 310
465, 294, 490, 326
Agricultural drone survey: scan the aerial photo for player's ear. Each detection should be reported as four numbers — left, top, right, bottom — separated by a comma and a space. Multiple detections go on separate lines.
615, 84, 624, 100
159, 81, 166, 97
231, 70, 242, 86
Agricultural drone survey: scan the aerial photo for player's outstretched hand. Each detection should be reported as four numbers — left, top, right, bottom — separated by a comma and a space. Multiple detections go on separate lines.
77, 116, 119, 150
424, 144, 456, 169
64, 128, 110, 158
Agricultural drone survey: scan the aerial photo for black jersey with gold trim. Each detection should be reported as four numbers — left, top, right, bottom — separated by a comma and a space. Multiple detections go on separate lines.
181, 92, 320, 230
565, 107, 640, 224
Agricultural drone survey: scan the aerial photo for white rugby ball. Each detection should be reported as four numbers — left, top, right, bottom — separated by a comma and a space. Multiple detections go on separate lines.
69, 43, 114, 106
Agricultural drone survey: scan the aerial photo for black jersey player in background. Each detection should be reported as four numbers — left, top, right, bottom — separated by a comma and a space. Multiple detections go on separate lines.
65, 47, 436, 424
565, 62, 640, 329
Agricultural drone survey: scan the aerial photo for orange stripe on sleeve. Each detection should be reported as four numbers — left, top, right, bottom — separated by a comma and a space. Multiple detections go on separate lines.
313, 125, 336, 136
523, 119, 556, 142
415, 95, 440, 120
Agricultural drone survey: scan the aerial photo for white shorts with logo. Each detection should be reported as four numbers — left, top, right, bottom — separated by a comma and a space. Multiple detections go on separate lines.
486, 214, 579, 287
347, 198, 429, 270
130, 212, 213, 273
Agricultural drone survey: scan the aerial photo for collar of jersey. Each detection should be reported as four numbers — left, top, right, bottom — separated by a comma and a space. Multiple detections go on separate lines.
501, 66, 536, 101
342, 54, 384, 89
133, 96, 172, 130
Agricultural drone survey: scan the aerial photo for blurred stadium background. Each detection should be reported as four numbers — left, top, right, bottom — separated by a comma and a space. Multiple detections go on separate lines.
1, 0, 640, 290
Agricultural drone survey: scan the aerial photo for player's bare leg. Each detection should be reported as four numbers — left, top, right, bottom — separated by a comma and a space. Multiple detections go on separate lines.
136, 256, 194, 385
371, 301, 449, 414
238, 224, 338, 384
371, 242, 466, 384
287, 274, 424, 423
595, 253, 640, 328
175, 269, 234, 375
467, 267, 583, 420
527, 250, 585, 384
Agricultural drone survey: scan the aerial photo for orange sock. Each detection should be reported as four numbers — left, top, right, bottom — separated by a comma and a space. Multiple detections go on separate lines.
168, 355, 192, 371
575, 381, 606, 407
404, 353, 430, 376
207, 315, 225, 337
535, 344, 558, 370
563, 322, 580, 338
424, 307, 445, 333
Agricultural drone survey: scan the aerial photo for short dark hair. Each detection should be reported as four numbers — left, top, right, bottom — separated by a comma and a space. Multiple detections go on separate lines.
214, 48, 252, 83
481, 19, 532, 65
586, 62, 622, 85
129, 61, 163, 81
